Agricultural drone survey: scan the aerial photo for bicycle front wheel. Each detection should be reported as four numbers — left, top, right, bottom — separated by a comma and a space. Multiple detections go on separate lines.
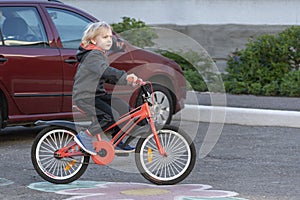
135, 125, 196, 185
31, 126, 90, 184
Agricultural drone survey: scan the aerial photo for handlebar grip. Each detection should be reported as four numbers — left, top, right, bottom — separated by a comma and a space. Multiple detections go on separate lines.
135, 78, 146, 86
135, 79, 149, 97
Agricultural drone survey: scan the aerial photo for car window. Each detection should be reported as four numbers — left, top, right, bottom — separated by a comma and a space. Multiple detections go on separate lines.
0, 7, 48, 47
46, 8, 92, 49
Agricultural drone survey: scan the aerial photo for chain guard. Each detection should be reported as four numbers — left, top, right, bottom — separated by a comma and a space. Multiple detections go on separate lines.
91, 141, 115, 165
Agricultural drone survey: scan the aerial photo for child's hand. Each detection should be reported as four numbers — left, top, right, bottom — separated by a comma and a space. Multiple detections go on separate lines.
126, 74, 138, 85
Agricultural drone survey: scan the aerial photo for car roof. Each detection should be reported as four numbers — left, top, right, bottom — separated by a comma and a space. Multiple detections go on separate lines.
0, 0, 63, 4
0, 0, 99, 21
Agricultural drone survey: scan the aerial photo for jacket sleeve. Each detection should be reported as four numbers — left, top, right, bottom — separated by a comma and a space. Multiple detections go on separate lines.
84, 50, 128, 85
103, 66, 127, 85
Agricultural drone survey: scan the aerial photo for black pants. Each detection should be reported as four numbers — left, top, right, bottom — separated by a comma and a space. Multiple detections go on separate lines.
75, 94, 129, 136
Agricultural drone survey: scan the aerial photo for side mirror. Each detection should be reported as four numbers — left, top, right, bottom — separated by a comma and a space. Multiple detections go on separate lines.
109, 35, 125, 53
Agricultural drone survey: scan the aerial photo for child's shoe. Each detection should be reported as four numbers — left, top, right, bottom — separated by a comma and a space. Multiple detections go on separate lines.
74, 130, 96, 155
115, 141, 135, 153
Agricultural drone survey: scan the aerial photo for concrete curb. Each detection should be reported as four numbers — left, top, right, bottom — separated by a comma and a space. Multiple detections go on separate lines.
174, 105, 300, 128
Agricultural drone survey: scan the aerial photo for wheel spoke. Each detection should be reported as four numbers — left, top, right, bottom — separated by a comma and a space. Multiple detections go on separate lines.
40, 145, 55, 154
42, 138, 57, 151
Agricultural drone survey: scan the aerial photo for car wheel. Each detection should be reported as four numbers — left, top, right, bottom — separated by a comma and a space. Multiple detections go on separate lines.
0, 111, 2, 129
136, 84, 174, 125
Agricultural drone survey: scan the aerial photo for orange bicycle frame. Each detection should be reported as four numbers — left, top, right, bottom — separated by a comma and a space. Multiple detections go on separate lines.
55, 82, 166, 159
102, 96, 165, 155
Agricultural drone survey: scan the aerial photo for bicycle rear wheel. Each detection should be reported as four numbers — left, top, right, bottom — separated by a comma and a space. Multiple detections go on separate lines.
135, 125, 196, 185
31, 126, 89, 184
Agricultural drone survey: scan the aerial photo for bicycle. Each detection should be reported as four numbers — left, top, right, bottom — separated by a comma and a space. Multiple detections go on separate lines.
31, 80, 196, 185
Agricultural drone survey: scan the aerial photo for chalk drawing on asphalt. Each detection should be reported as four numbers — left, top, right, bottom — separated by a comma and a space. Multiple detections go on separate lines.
28, 181, 249, 200
0, 178, 14, 186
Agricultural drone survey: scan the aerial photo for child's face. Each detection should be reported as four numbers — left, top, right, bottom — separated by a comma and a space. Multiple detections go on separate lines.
92, 28, 113, 51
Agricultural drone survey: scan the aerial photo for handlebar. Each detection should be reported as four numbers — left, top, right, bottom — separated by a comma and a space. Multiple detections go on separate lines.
134, 79, 152, 100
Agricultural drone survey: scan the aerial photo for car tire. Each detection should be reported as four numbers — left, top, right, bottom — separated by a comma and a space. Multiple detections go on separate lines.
136, 84, 174, 126
0, 111, 2, 129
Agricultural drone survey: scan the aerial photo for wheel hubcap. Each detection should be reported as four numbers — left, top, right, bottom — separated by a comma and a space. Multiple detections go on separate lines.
151, 91, 170, 125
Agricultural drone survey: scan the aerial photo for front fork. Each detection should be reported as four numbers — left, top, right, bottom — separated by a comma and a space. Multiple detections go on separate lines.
148, 116, 167, 156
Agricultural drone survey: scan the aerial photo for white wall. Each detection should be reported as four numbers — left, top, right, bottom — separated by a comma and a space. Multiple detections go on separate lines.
62, 0, 300, 25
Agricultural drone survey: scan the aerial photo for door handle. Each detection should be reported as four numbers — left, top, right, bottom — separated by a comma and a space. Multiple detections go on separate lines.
0, 58, 8, 63
64, 59, 77, 64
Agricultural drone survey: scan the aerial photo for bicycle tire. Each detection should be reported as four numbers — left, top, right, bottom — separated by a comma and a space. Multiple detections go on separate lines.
135, 125, 196, 185
31, 126, 89, 184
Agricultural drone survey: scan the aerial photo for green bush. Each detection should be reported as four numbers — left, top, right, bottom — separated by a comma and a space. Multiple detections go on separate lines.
111, 17, 215, 92
280, 70, 300, 96
225, 26, 300, 96
111, 17, 158, 48
184, 70, 207, 91
157, 49, 209, 92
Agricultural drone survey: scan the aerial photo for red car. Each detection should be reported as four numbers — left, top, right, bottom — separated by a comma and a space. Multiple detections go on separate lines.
0, 0, 186, 128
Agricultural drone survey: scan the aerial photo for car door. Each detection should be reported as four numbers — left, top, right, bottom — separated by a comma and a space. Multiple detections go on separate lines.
43, 7, 92, 113
43, 6, 134, 111
0, 5, 63, 115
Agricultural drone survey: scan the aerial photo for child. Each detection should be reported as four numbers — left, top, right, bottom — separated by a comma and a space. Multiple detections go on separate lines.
72, 21, 138, 155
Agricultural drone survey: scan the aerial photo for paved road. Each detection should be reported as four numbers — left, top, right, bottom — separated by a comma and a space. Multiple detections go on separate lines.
0, 120, 299, 200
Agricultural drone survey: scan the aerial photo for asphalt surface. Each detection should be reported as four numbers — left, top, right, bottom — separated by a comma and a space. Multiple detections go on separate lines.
0, 121, 299, 200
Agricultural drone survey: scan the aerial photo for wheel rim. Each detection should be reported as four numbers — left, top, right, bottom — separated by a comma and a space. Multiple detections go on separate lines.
139, 130, 191, 181
35, 129, 85, 180
150, 91, 170, 125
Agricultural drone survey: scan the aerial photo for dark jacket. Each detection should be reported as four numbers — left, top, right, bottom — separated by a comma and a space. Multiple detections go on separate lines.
72, 46, 127, 102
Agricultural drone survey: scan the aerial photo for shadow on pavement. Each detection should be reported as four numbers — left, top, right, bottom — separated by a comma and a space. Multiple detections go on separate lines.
0, 125, 46, 142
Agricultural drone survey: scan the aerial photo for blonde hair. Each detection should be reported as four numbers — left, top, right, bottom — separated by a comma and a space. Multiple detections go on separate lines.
81, 21, 112, 47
